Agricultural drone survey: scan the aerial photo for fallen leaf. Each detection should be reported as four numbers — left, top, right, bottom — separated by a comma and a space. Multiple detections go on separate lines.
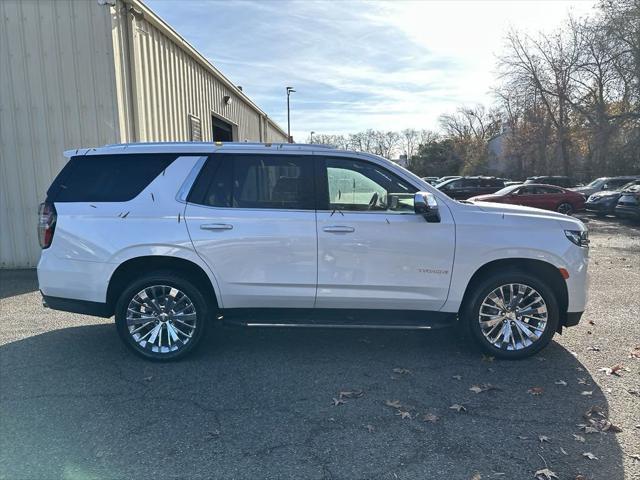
573, 434, 586, 442
396, 410, 412, 419
449, 403, 467, 412
629, 453, 640, 461
575, 475, 587, 480
470, 383, 499, 394
582, 452, 598, 460
534, 468, 558, 479
365, 424, 375, 433
539, 435, 550, 443
332, 397, 346, 406
598, 364, 625, 376
628, 389, 639, 397
143, 376, 153, 382
555, 380, 567, 386
578, 378, 589, 385
470, 473, 482, 480
339, 389, 364, 399
528, 387, 544, 395
517, 435, 529, 440
422, 413, 439, 423
452, 375, 462, 380
587, 346, 601, 352
560, 447, 568, 455
385, 399, 402, 409
580, 391, 593, 396
393, 367, 411, 375
630, 346, 640, 359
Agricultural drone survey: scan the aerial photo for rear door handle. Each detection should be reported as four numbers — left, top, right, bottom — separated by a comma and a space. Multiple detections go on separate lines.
200, 223, 233, 231
323, 225, 355, 233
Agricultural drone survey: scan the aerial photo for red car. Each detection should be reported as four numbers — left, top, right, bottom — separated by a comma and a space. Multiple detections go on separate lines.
469, 184, 585, 215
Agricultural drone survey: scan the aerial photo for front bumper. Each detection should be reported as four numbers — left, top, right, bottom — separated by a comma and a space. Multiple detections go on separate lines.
615, 205, 640, 219
564, 311, 583, 327
585, 199, 616, 213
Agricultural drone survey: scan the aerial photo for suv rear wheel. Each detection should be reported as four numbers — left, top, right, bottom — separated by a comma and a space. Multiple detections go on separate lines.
462, 270, 559, 359
115, 272, 209, 361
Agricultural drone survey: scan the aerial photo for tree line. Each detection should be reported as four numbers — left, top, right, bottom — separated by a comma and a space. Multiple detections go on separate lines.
307, 0, 639, 180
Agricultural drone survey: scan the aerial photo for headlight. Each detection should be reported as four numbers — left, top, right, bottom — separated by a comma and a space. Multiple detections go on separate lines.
565, 230, 589, 247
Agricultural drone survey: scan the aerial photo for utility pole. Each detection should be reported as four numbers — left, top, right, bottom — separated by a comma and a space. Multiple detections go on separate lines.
286, 86, 295, 143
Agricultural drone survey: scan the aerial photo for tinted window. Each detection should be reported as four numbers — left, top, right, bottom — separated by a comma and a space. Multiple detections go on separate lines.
191, 154, 315, 210
321, 157, 416, 212
47, 154, 176, 202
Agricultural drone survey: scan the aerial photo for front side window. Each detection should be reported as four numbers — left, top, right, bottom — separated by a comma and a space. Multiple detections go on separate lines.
190, 154, 315, 210
321, 157, 417, 212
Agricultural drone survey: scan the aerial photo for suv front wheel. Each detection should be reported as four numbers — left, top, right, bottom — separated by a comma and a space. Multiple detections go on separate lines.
462, 270, 559, 359
115, 272, 209, 361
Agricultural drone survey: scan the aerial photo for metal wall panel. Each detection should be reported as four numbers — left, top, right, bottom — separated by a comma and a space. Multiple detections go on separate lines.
127, 11, 270, 143
0, 0, 120, 268
1, 0, 288, 268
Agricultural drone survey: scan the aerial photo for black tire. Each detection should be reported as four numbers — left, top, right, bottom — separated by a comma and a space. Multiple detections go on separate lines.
461, 269, 559, 359
557, 202, 574, 215
115, 271, 210, 361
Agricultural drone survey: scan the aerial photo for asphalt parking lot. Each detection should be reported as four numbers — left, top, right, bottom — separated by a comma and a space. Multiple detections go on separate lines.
1, 215, 638, 480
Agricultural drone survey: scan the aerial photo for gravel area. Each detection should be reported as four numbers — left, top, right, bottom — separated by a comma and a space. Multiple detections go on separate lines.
1, 214, 638, 480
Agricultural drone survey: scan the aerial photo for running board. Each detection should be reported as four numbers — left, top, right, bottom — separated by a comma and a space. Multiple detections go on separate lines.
244, 323, 434, 330
220, 308, 457, 330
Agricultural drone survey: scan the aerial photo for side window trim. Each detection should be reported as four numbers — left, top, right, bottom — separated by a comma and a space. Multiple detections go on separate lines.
315, 155, 417, 213
176, 156, 208, 203
187, 153, 316, 211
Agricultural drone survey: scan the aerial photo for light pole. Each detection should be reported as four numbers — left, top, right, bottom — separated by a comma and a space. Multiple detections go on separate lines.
286, 86, 295, 143
310, 131, 315, 144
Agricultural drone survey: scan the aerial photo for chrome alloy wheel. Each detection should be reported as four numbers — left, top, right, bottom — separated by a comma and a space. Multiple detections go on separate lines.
126, 285, 198, 354
478, 283, 548, 351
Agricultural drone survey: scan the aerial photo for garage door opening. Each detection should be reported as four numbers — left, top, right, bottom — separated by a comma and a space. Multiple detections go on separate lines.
212, 116, 234, 142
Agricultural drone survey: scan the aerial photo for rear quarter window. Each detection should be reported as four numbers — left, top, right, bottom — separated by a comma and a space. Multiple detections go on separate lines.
47, 154, 176, 202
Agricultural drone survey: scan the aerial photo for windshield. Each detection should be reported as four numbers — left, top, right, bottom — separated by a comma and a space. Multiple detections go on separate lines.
492, 185, 520, 196
586, 177, 605, 187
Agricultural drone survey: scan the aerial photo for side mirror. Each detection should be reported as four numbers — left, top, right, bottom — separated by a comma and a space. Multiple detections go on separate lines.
414, 191, 440, 223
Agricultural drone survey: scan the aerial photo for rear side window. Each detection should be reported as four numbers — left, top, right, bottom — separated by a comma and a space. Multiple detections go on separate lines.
47, 154, 176, 202
189, 154, 315, 210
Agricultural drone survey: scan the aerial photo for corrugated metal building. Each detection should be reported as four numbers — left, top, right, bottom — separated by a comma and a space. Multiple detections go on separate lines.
0, 0, 288, 268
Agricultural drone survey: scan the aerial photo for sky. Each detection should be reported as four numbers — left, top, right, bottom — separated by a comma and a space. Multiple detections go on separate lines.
146, 0, 596, 142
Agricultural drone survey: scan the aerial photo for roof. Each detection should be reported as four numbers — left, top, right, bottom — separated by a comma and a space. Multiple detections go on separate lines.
65, 142, 340, 157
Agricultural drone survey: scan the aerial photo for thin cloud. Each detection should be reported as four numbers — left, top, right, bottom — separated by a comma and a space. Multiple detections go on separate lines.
147, 0, 595, 140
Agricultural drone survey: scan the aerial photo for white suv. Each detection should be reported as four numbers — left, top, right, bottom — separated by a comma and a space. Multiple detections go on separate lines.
37, 143, 589, 361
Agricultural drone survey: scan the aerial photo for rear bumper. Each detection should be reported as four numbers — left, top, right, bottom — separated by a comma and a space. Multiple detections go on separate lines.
42, 293, 112, 318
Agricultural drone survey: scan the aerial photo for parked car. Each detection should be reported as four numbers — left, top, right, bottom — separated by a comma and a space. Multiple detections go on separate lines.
38, 143, 588, 361
468, 184, 585, 215
437, 175, 461, 183
571, 176, 639, 198
524, 176, 578, 188
421, 176, 440, 185
614, 184, 640, 221
585, 180, 640, 216
436, 176, 506, 200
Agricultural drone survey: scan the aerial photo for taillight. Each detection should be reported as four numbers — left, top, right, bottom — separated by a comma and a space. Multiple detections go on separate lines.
38, 202, 57, 249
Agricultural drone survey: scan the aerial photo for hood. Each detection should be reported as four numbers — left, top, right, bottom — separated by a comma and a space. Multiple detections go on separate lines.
468, 194, 500, 202
589, 189, 621, 199
571, 186, 593, 194
469, 201, 586, 230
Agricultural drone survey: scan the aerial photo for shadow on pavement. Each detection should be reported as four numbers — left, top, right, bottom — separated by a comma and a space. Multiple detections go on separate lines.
0, 322, 625, 479
0, 269, 38, 300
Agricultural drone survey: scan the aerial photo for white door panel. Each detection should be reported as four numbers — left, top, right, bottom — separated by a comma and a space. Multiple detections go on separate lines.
316, 211, 455, 310
185, 206, 317, 308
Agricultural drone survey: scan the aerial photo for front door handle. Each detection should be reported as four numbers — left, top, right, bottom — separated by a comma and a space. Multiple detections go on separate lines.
323, 225, 355, 233
200, 223, 233, 231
